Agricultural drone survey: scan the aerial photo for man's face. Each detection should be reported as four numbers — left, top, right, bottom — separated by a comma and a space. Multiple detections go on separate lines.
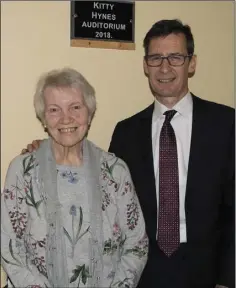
143, 33, 196, 103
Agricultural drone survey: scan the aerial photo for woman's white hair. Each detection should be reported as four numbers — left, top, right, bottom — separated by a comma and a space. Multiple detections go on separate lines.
34, 67, 96, 123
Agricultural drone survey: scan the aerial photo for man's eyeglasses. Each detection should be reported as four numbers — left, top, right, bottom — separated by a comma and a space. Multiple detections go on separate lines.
145, 54, 192, 67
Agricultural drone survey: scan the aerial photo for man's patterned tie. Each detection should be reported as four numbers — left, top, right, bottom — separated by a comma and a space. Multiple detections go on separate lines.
157, 110, 180, 257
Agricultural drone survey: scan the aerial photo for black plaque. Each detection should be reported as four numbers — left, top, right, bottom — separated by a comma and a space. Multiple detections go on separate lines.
71, 1, 135, 43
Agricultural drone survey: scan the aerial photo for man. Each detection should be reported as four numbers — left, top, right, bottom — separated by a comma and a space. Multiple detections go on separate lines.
21, 19, 234, 288
108, 20, 235, 288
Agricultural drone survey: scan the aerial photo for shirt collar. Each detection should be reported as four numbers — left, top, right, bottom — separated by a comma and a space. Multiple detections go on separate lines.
153, 91, 193, 121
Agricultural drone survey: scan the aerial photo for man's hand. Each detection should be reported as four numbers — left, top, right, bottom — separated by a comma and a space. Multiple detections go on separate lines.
21, 139, 42, 154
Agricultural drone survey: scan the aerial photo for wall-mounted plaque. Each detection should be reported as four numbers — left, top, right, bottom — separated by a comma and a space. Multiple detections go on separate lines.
71, 0, 135, 50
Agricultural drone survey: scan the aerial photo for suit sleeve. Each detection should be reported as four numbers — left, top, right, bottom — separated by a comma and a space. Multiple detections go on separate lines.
108, 122, 125, 158
217, 118, 235, 288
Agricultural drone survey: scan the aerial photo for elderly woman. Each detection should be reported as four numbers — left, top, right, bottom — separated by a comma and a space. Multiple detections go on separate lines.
1, 68, 148, 288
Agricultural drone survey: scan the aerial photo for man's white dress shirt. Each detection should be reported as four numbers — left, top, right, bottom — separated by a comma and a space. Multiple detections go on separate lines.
152, 92, 193, 242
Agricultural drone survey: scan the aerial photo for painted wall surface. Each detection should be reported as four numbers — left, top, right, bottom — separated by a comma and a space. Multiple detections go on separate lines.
1, 1, 234, 187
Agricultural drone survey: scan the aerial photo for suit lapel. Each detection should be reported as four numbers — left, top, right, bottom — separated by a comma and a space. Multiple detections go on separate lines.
185, 95, 209, 240
136, 104, 158, 241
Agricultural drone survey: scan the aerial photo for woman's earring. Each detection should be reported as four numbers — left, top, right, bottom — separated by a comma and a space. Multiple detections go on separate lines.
44, 125, 48, 133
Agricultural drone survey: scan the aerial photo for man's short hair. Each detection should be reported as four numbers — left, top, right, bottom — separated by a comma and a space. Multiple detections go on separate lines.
143, 19, 194, 56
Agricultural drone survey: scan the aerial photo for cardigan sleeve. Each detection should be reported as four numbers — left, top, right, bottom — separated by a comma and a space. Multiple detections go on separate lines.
1, 154, 50, 288
109, 158, 148, 288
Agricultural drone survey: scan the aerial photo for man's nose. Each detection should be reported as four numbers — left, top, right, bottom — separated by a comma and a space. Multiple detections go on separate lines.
159, 58, 171, 73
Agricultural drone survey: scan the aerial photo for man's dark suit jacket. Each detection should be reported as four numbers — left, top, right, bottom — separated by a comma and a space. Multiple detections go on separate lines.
108, 94, 235, 288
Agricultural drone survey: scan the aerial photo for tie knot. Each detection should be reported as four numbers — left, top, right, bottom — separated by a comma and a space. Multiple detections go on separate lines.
164, 110, 177, 122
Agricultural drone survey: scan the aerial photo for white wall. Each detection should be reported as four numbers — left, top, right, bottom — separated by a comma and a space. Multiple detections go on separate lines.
1, 1, 234, 186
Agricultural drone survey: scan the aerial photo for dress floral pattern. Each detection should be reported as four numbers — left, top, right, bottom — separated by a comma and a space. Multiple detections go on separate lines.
56, 164, 91, 287
1, 150, 148, 288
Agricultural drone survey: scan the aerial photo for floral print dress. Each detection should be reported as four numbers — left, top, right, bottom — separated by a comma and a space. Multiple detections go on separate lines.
1, 149, 148, 288
56, 165, 91, 287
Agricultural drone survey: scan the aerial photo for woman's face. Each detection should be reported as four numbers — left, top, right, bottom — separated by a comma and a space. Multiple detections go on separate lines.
44, 86, 90, 148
